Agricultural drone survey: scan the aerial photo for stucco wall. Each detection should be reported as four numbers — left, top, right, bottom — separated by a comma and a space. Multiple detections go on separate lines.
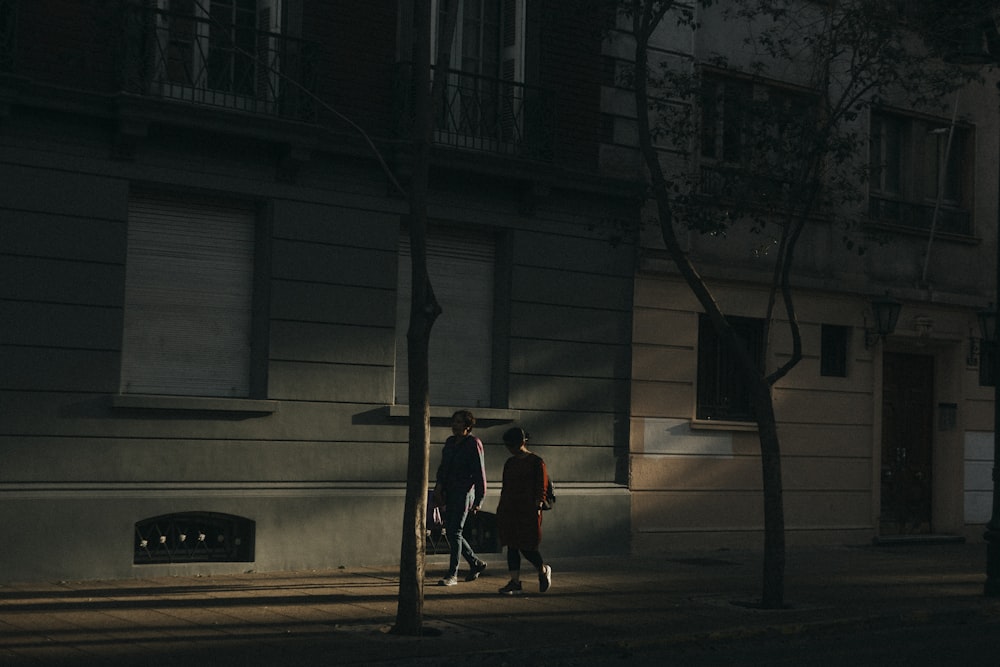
0, 93, 635, 583
629, 273, 985, 551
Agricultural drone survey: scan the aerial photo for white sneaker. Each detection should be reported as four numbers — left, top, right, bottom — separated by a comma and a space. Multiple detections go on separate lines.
438, 575, 458, 586
538, 564, 551, 593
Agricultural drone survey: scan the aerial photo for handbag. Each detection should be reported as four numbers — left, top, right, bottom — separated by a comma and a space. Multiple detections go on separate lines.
541, 477, 556, 511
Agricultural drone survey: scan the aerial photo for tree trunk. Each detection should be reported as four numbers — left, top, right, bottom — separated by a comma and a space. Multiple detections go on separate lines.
392, 0, 439, 636
392, 0, 458, 636
753, 381, 786, 609
630, 2, 787, 609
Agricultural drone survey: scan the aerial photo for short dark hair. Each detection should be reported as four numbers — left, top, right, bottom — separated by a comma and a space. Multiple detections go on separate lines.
452, 410, 476, 429
503, 427, 528, 445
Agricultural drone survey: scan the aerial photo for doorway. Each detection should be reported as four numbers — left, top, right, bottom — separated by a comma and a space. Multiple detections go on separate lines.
880, 352, 934, 535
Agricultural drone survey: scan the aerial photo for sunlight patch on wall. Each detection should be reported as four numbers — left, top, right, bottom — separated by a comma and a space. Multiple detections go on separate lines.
638, 418, 734, 457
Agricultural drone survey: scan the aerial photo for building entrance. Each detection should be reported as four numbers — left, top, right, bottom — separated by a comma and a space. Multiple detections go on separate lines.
880, 352, 934, 535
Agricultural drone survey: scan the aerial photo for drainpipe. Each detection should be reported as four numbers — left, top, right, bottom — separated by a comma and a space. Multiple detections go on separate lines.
921, 94, 961, 285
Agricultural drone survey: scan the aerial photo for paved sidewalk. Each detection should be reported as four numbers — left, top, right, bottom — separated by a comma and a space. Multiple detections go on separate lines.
1, 541, 998, 665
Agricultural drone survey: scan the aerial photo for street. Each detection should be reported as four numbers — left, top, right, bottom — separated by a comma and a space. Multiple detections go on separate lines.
615, 613, 1000, 666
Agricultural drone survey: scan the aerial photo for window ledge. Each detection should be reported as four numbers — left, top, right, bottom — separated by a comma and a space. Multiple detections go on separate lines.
386, 405, 519, 423
864, 220, 979, 244
690, 419, 758, 432
110, 394, 278, 414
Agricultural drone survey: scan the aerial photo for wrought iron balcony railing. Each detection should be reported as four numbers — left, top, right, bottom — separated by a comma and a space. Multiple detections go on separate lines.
120, 3, 318, 121
396, 63, 555, 162
698, 163, 804, 208
869, 194, 972, 236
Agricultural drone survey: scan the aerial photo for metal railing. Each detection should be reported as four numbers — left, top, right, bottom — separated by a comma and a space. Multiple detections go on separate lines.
698, 163, 803, 208
868, 194, 972, 236
135, 512, 255, 564
120, 3, 318, 121
396, 63, 555, 162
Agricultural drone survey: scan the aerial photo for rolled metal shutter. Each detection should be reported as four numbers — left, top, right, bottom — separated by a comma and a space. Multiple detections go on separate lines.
395, 230, 495, 407
121, 192, 255, 397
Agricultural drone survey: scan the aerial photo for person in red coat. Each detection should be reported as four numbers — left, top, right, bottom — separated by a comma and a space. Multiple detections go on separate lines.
496, 427, 552, 595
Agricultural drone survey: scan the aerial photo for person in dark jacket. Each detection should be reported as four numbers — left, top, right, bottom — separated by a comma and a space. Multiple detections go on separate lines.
432, 409, 488, 586
496, 426, 551, 595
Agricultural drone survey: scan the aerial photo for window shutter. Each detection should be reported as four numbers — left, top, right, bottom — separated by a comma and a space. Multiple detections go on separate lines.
256, 0, 279, 105
121, 193, 255, 397
500, 0, 525, 144
256, 7, 271, 97
395, 231, 495, 407
500, 0, 523, 82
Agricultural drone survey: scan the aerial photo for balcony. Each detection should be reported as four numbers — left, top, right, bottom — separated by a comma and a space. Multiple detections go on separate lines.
698, 163, 801, 209
869, 195, 972, 236
120, 4, 318, 122
396, 63, 555, 162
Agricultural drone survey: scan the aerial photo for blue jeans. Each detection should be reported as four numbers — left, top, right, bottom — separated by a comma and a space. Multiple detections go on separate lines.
444, 493, 480, 577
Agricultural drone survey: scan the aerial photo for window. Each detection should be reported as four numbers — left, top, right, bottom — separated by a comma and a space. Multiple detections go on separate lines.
430, 0, 533, 154
120, 192, 258, 398
696, 314, 764, 421
394, 228, 496, 407
150, 0, 282, 110
869, 109, 972, 235
700, 77, 752, 164
820, 324, 849, 377
699, 75, 815, 206
435, 0, 504, 80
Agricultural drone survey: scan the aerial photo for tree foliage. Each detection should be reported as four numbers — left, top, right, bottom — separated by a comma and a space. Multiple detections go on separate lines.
641, 0, 970, 265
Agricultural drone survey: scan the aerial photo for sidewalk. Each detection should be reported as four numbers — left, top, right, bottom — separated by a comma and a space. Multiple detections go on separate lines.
1, 541, 997, 665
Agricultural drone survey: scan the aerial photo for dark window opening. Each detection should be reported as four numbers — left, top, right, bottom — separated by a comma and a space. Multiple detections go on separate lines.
821, 324, 849, 377
697, 314, 764, 421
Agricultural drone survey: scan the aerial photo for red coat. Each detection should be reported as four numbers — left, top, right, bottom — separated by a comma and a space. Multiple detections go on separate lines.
496, 453, 547, 549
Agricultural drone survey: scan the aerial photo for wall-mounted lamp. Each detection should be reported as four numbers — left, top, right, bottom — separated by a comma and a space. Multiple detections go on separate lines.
864, 294, 902, 349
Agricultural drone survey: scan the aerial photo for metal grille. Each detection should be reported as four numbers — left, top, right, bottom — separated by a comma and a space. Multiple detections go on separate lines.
868, 195, 972, 236
135, 512, 255, 564
120, 3, 318, 121
698, 164, 800, 208
396, 63, 554, 161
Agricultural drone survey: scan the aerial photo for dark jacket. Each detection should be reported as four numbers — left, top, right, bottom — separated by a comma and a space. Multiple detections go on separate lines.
435, 434, 487, 508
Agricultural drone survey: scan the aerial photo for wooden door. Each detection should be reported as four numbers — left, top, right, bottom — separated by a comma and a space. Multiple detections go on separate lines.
880, 353, 934, 535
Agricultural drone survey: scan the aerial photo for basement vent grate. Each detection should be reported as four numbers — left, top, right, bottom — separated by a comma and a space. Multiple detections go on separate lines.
135, 512, 255, 564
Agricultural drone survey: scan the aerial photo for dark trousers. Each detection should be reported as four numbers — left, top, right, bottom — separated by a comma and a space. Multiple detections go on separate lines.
506, 547, 543, 571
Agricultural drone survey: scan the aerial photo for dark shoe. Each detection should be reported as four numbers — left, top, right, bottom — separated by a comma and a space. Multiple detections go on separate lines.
498, 580, 522, 595
465, 561, 487, 581
538, 564, 552, 593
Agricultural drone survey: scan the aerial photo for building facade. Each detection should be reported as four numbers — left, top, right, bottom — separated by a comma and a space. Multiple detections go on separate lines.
603, 2, 1000, 551
0, 0, 635, 582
